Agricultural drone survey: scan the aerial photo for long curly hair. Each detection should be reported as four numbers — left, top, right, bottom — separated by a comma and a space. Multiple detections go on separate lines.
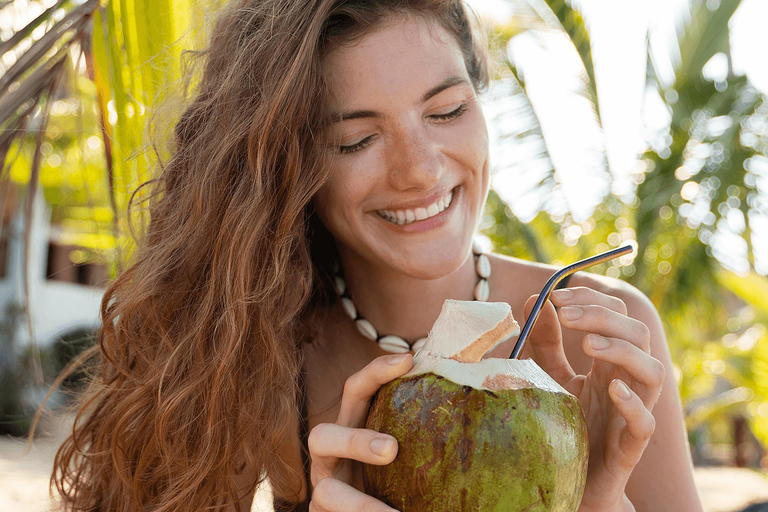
51, 1, 489, 510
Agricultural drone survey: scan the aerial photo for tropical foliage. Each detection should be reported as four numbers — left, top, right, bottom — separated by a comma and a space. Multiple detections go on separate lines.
484, 0, 768, 460
1, 0, 216, 264
0, 0, 217, 434
1, 0, 767, 466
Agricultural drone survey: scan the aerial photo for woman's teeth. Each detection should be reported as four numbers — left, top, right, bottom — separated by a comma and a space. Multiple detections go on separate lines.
378, 189, 455, 226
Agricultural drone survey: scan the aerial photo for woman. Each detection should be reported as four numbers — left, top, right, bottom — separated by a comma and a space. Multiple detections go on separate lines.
52, 0, 702, 511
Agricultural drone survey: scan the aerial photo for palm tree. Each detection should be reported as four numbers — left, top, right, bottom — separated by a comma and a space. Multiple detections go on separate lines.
483, 0, 768, 456
0, 0, 210, 434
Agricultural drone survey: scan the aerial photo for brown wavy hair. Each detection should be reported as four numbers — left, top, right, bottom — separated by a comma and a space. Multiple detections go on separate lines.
51, 1, 489, 510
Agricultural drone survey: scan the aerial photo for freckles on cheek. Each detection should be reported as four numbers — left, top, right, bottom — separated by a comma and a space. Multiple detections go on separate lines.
319, 176, 358, 229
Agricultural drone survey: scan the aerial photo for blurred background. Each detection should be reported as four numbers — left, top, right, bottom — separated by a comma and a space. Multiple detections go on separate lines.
1, 0, 767, 510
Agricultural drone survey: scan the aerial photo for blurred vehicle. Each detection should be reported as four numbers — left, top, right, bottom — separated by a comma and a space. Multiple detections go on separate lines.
1, 191, 105, 351
0, 191, 105, 435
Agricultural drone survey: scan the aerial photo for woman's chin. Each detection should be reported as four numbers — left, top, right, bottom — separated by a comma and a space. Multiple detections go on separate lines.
372, 239, 474, 280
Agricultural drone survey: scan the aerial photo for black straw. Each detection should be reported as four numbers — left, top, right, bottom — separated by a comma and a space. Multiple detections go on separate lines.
509, 243, 636, 360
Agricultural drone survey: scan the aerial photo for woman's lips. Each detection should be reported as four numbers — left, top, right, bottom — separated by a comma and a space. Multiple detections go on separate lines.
376, 186, 460, 233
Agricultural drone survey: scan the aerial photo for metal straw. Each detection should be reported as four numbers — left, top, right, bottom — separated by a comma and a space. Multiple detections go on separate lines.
509, 243, 636, 360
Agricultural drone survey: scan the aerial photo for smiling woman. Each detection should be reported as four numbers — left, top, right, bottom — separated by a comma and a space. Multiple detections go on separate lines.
315, 18, 490, 280
51, 1, 701, 512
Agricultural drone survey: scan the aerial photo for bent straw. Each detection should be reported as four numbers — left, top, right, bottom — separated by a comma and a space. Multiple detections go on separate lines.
509, 243, 636, 360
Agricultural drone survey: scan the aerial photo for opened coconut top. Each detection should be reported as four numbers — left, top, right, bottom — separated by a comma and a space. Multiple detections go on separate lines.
410, 300, 569, 394
421, 299, 520, 363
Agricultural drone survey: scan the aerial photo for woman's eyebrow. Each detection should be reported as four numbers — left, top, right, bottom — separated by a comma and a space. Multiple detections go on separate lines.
420, 75, 468, 103
330, 75, 469, 124
331, 109, 383, 123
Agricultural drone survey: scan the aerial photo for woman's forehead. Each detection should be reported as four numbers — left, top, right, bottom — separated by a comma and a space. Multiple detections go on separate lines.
322, 17, 470, 110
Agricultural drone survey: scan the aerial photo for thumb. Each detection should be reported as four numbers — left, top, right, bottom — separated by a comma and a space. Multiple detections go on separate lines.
522, 295, 575, 385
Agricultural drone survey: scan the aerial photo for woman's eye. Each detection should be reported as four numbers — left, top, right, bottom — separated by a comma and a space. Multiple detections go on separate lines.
430, 103, 468, 122
339, 135, 375, 154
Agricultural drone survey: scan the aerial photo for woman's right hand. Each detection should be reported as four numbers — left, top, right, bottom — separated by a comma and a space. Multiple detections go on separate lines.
307, 353, 414, 512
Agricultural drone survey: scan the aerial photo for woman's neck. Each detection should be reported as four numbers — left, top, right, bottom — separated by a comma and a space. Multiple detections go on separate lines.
336, 249, 478, 342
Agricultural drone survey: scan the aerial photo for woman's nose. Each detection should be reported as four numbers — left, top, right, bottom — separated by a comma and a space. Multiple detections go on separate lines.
387, 128, 443, 191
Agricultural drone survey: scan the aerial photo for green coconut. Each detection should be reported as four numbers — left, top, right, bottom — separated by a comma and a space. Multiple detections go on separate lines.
363, 300, 589, 512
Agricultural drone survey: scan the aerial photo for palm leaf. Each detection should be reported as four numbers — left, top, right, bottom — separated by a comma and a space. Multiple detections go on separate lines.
540, 0, 599, 118
634, 0, 764, 282
0, 0, 208, 398
0, 0, 97, 92
22, 74, 61, 385
717, 271, 768, 312
489, 0, 608, 227
675, 0, 742, 93
0, 1, 99, 174
0, 0, 69, 58
486, 72, 556, 221
718, 271, 768, 446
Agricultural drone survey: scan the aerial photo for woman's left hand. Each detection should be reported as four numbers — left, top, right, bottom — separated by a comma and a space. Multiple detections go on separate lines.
520, 286, 666, 512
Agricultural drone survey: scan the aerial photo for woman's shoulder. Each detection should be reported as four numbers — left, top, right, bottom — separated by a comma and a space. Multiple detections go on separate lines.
485, 251, 664, 376
486, 251, 658, 320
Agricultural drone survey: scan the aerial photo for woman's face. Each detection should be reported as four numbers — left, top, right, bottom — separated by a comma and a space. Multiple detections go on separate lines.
314, 16, 490, 279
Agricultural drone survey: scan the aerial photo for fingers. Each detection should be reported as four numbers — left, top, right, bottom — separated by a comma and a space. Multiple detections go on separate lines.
551, 286, 628, 315
311, 477, 398, 512
608, 379, 657, 473
583, 335, 665, 408
308, 423, 398, 480
551, 288, 650, 352
336, 353, 413, 427
523, 296, 575, 385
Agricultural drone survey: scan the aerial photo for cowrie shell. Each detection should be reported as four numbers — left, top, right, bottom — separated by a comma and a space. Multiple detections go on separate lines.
474, 279, 490, 301
476, 254, 491, 279
333, 276, 346, 295
412, 337, 428, 352
341, 297, 357, 319
356, 319, 378, 341
378, 335, 410, 353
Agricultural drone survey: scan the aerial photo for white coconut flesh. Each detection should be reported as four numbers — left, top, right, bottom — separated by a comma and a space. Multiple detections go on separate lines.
409, 299, 569, 394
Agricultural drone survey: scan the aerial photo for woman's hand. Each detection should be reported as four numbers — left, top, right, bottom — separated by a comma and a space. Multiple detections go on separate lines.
521, 286, 665, 512
307, 353, 413, 512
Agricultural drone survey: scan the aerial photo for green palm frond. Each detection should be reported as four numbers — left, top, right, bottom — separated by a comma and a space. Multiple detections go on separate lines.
1, 0, 215, 266
636, 0, 763, 283
675, 0, 741, 93
0, 0, 215, 429
540, 0, 598, 117
1, 1, 98, 168
625, 0, 768, 449
486, 70, 557, 219
718, 271, 768, 314
717, 271, 768, 446
490, 0, 607, 239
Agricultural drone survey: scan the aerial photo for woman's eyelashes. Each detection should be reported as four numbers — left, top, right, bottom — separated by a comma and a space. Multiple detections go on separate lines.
430, 102, 468, 122
339, 134, 376, 155
337, 102, 469, 155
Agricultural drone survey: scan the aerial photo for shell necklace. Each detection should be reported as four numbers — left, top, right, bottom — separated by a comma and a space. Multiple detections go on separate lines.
333, 242, 491, 353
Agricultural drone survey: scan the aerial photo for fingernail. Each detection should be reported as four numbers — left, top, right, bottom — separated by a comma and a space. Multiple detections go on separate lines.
560, 306, 583, 320
588, 335, 610, 350
387, 354, 410, 365
614, 380, 632, 401
371, 436, 396, 456
552, 289, 573, 301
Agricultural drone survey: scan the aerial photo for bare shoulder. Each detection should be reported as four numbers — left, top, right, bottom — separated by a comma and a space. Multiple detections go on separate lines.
569, 270, 663, 333
486, 251, 666, 371
487, 251, 659, 322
